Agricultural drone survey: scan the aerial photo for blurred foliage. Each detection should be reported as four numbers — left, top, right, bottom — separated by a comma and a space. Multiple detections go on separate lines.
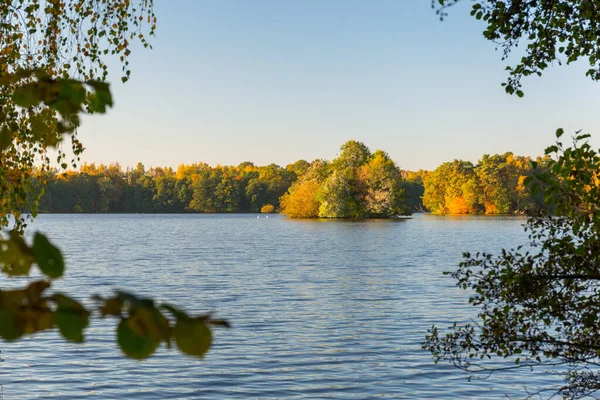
1, 1, 226, 360
0, 0, 155, 232
0, 230, 228, 358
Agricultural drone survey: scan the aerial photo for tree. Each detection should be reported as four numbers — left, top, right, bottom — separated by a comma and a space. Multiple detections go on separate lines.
423, 160, 480, 214
0, 1, 226, 360
434, 0, 600, 96
260, 204, 275, 213
280, 180, 321, 218
0, 0, 155, 230
401, 169, 429, 213
426, 1, 600, 397
421, 154, 547, 215
423, 132, 600, 399
334, 140, 371, 170
318, 141, 371, 218
286, 159, 310, 177
318, 169, 359, 218
359, 150, 407, 217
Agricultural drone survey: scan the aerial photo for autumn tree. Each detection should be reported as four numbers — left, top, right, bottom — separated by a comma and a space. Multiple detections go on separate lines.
423, 160, 480, 214
422, 154, 547, 215
280, 180, 321, 218
260, 204, 275, 213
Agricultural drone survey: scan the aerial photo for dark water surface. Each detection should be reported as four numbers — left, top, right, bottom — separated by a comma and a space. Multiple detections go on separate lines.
1, 214, 558, 399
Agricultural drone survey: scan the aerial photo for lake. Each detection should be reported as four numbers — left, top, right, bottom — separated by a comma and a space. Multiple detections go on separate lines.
1, 214, 558, 399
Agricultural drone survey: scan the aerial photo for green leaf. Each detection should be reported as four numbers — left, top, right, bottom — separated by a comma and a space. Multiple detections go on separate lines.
128, 307, 171, 342
56, 311, 87, 342
173, 318, 212, 357
12, 84, 43, 108
545, 145, 558, 154
59, 80, 87, 108
556, 128, 564, 138
33, 233, 64, 278
0, 126, 13, 151
575, 133, 591, 141
0, 310, 21, 341
117, 318, 160, 359
54, 294, 90, 343
86, 80, 113, 113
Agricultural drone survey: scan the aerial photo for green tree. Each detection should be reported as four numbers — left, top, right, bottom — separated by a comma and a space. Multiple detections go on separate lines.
154, 175, 185, 212
334, 140, 372, 170
401, 170, 429, 213
318, 141, 371, 218
317, 169, 357, 218
286, 159, 310, 177
360, 150, 407, 217
280, 141, 410, 219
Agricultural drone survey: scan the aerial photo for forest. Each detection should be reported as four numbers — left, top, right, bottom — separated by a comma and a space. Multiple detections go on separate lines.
36, 141, 549, 216
422, 153, 551, 215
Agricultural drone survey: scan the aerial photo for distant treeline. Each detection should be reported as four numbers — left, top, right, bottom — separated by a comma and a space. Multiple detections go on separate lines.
38, 161, 300, 213
37, 141, 549, 216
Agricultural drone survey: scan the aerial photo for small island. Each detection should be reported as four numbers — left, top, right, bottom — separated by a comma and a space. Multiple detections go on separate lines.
280, 141, 411, 219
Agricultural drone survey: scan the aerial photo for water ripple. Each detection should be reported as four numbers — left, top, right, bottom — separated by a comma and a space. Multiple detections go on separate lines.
0, 214, 558, 398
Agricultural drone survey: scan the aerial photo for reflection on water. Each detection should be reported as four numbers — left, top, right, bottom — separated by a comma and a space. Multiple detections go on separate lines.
1, 213, 554, 399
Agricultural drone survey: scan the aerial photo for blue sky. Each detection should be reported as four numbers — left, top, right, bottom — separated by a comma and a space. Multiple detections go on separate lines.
77, 0, 600, 171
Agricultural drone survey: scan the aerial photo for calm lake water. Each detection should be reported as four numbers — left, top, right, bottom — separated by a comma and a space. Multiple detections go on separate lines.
1, 214, 559, 399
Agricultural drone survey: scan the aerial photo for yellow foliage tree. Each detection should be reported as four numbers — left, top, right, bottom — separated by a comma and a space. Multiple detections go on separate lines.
280, 181, 320, 218
484, 201, 498, 215
260, 204, 275, 213
445, 196, 469, 214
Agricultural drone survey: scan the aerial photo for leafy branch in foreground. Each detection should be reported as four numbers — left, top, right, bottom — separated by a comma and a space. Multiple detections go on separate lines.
1, 72, 228, 359
423, 130, 600, 399
2, 1, 228, 360
434, 0, 600, 96
1, 0, 156, 232
0, 231, 228, 358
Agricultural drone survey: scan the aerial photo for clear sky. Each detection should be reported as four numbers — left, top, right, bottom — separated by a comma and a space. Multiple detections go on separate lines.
76, 0, 600, 171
